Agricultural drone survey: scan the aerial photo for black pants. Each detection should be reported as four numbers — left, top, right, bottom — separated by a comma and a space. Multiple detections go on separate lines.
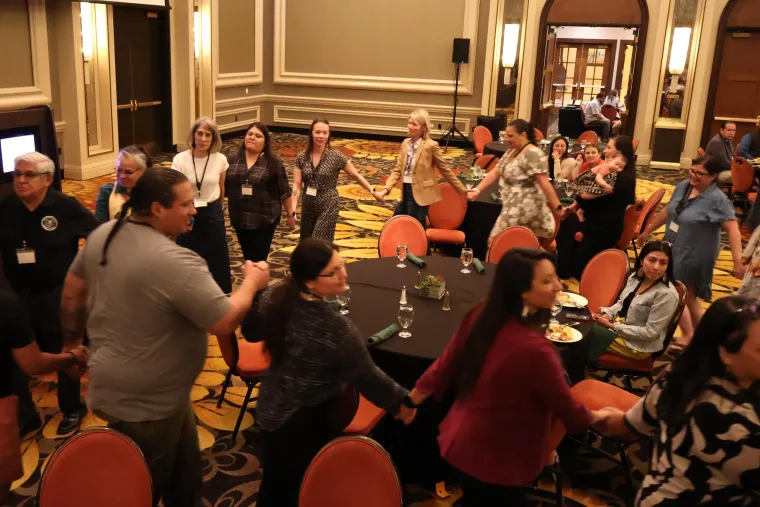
234, 219, 280, 262
555, 214, 620, 279
394, 183, 428, 229
456, 467, 528, 507
257, 402, 333, 507
13, 287, 83, 420
177, 200, 232, 293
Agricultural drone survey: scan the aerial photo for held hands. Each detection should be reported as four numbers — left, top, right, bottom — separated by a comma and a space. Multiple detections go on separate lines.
734, 259, 747, 280
372, 190, 386, 203
243, 261, 271, 291
395, 404, 417, 425
64, 345, 89, 379
590, 407, 626, 435
466, 189, 480, 201
749, 259, 760, 277
287, 214, 297, 228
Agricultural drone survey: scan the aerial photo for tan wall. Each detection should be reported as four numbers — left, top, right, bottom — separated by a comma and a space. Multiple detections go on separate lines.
0, 0, 35, 88
218, 0, 257, 75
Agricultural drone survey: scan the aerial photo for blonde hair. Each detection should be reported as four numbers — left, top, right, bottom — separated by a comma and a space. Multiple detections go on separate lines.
409, 109, 431, 140
14, 152, 55, 175
187, 116, 222, 153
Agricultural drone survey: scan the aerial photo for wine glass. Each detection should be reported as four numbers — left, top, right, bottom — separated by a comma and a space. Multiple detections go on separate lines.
550, 298, 563, 325
460, 247, 474, 274
398, 304, 414, 339
336, 285, 351, 315
465, 179, 474, 190
396, 244, 408, 268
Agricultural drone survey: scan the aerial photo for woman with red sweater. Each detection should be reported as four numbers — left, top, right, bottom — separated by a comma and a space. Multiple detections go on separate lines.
409, 249, 603, 505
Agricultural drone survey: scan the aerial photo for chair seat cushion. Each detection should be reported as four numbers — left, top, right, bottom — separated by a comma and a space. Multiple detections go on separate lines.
344, 396, 385, 435
237, 340, 271, 378
571, 379, 640, 412
750, 192, 757, 202
595, 353, 654, 373
426, 228, 466, 244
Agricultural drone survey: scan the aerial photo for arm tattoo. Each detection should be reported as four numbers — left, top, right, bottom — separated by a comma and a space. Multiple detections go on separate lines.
61, 289, 87, 348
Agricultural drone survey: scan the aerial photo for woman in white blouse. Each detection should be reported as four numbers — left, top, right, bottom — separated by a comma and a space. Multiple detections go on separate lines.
172, 117, 231, 293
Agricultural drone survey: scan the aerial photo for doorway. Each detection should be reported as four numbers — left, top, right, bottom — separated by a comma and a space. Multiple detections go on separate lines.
532, 0, 648, 138
113, 7, 172, 153
701, 0, 760, 147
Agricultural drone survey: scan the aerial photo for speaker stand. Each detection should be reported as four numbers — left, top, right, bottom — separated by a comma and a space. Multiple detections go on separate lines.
439, 62, 469, 152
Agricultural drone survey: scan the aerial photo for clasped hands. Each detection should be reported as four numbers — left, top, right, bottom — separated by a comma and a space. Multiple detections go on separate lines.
64, 344, 89, 379
591, 312, 615, 329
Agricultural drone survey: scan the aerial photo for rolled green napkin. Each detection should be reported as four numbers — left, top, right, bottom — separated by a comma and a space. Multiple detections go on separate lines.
407, 253, 426, 268
473, 258, 485, 274
491, 192, 499, 202
367, 323, 400, 346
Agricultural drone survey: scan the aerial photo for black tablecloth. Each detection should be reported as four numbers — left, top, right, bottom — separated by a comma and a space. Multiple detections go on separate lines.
483, 141, 508, 158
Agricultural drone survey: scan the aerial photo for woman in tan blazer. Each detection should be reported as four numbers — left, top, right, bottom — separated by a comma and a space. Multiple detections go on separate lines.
378, 109, 467, 227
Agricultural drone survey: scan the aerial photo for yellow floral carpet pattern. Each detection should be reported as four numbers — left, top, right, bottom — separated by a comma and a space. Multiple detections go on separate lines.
7, 134, 739, 507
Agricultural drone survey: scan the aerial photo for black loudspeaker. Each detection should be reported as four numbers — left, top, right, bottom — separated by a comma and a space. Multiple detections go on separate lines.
452, 38, 470, 64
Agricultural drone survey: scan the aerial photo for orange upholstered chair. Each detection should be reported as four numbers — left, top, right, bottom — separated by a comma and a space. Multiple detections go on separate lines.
578, 130, 599, 146
426, 183, 467, 247
300, 436, 401, 507
216, 334, 271, 440
697, 147, 705, 157
475, 154, 499, 173
472, 126, 493, 160
594, 281, 686, 392
601, 104, 618, 123
632, 189, 666, 255
486, 226, 540, 264
344, 395, 386, 436
632, 139, 640, 153
37, 428, 152, 507
578, 249, 629, 313
730, 157, 757, 220
534, 128, 545, 141
616, 201, 645, 250
378, 215, 428, 258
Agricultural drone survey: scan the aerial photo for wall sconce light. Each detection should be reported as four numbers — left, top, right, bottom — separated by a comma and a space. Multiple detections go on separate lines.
80, 2, 93, 62
667, 27, 691, 92
501, 23, 520, 85
193, 11, 201, 60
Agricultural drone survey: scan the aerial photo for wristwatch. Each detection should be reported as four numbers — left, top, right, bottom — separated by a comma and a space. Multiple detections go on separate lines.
402, 395, 419, 408
291, 211, 297, 217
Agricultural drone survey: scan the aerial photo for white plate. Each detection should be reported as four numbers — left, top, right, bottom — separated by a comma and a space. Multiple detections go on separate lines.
545, 325, 583, 344
559, 292, 588, 308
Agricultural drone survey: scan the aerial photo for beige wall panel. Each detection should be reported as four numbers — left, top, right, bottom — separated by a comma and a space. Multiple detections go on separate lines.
283, 0, 465, 80
46, 0, 62, 120
216, 86, 262, 101
217, 106, 261, 133
218, 0, 257, 74
0, 0, 35, 88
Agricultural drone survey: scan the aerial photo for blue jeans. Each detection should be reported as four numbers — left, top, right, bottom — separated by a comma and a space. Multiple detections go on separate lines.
394, 183, 428, 228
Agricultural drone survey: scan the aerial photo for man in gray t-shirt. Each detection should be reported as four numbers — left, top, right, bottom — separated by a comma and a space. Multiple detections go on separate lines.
59, 167, 268, 507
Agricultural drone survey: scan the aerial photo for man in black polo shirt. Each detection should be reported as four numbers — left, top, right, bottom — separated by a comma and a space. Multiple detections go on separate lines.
0, 287, 87, 503
0, 152, 98, 435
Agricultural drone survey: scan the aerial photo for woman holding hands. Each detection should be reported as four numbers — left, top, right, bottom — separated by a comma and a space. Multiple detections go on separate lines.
293, 118, 382, 242
226, 122, 295, 262
468, 119, 561, 246
377, 109, 467, 227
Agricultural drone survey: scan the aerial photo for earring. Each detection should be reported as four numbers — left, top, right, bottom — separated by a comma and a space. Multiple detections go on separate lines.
638, 268, 644, 278
663, 274, 668, 283
521, 304, 529, 319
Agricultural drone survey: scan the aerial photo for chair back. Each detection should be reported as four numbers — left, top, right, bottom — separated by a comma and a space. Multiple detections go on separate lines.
38, 428, 152, 507
731, 157, 753, 193
473, 126, 493, 154
486, 226, 540, 264
578, 130, 599, 146
534, 128, 545, 141
216, 331, 241, 373
579, 248, 629, 313
300, 436, 402, 507
378, 215, 428, 258
661, 107, 669, 117
632, 139, 640, 153
617, 201, 645, 249
329, 386, 359, 434
601, 104, 617, 123
697, 147, 705, 157
637, 188, 666, 237
661, 281, 687, 355
428, 183, 467, 230
475, 154, 498, 173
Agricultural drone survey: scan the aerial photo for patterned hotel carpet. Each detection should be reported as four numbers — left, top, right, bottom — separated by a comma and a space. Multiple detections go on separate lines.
7, 134, 742, 507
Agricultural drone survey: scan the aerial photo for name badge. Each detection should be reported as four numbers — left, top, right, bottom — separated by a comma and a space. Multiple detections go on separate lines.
242, 184, 253, 196
306, 187, 318, 197
194, 199, 208, 208
669, 222, 679, 233
16, 248, 36, 264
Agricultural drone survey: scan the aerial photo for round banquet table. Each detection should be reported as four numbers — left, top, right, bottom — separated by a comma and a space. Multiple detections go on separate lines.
483, 141, 508, 158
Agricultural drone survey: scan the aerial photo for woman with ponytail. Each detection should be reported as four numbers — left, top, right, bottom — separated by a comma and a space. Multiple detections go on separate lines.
468, 119, 562, 245
247, 238, 413, 507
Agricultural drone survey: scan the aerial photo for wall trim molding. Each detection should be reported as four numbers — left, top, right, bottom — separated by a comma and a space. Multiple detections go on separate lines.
272, 0, 478, 95
216, 0, 263, 88
63, 158, 116, 181
55, 121, 67, 133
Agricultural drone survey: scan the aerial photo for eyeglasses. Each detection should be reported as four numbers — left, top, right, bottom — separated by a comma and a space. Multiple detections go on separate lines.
13, 170, 43, 179
689, 168, 710, 177
317, 262, 347, 278
116, 168, 140, 176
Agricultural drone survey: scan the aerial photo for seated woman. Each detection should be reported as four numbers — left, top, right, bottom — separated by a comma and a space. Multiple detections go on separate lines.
249, 238, 413, 507
95, 145, 150, 222
548, 136, 578, 180
408, 248, 604, 506
587, 241, 680, 362
598, 296, 760, 505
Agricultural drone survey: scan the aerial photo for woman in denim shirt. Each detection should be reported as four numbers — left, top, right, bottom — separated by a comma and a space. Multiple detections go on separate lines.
587, 241, 679, 361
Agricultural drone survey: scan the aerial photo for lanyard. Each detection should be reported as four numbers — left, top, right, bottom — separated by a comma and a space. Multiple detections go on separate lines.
505, 143, 530, 164
192, 154, 211, 193
674, 184, 698, 220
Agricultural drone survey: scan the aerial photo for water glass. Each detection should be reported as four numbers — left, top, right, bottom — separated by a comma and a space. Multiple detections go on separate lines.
550, 299, 563, 325
465, 180, 474, 190
398, 304, 414, 338
460, 247, 474, 274
396, 244, 408, 268
336, 285, 351, 315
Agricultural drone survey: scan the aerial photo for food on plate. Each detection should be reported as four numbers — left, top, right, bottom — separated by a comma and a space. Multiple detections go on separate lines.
558, 292, 571, 304
546, 323, 574, 342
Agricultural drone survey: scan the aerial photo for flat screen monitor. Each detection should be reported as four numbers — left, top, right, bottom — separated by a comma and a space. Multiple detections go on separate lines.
1, 134, 37, 174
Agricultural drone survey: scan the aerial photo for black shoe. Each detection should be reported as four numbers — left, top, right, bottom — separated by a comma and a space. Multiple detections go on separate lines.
57, 411, 85, 435
18, 413, 43, 437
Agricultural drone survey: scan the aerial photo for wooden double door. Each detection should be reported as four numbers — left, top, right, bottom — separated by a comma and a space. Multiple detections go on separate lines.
550, 42, 614, 108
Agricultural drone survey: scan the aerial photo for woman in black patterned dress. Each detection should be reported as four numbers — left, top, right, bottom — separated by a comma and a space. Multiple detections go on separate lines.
293, 118, 384, 242
598, 296, 760, 506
